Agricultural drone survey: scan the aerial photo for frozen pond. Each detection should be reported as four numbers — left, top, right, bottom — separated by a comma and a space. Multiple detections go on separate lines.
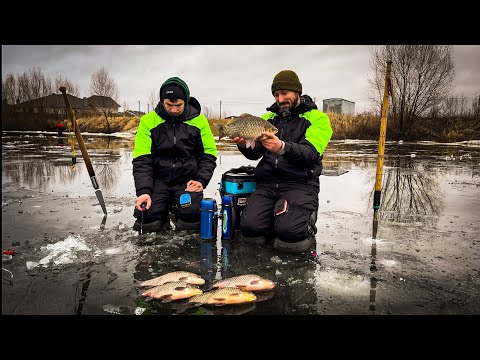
2, 131, 480, 315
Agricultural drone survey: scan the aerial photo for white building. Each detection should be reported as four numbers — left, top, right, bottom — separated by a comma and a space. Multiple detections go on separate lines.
322, 98, 355, 114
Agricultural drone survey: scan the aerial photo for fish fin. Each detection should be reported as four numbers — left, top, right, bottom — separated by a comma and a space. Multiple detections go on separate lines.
213, 296, 227, 301
139, 284, 155, 288
236, 285, 247, 289
216, 124, 225, 140
239, 113, 254, 117
204, 284, 215, 291
160, 295, 174, 303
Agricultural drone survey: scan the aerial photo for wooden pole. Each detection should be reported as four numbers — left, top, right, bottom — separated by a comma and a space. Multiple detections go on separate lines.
372, 60, 392, 238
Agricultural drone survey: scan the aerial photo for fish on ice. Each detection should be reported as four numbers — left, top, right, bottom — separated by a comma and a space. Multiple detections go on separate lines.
213, 274, 275, 291
139, 271, 205, 288
216, 113, 278, 149
141, 281, 203, 303
188, 287, 257, 306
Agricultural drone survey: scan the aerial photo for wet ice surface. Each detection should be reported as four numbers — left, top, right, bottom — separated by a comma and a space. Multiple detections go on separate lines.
2, 131, 480, 315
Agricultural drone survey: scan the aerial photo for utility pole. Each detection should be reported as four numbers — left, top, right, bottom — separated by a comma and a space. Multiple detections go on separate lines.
138, 101, 140, 114
147, 104, 150, 113
219, 100, 222, 119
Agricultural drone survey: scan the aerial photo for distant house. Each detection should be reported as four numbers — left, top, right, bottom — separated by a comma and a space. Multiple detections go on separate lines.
14, 93, 120, 115
322, 98, 355, 114
87, 95, 121, 114
124, 110, 145, 117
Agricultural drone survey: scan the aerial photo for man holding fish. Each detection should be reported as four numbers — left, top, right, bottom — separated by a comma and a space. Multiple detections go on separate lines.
231, 70, 333, 254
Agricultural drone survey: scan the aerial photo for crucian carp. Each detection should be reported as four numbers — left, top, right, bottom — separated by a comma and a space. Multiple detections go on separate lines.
213, 274, 275, 291
216, 113, 278, 149
139, 271, 205, 288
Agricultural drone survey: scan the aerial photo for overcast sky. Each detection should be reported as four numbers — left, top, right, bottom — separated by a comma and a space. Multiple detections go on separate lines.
2, 45, 479, 116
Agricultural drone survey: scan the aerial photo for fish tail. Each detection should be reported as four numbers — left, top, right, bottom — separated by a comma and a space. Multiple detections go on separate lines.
245, 139, 256, 149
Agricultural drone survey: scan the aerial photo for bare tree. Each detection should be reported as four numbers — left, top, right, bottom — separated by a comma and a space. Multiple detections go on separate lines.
29, 67, 52, 99
472, 95, 480, 117
89, 67, 120, 133
122, 100, 129, 114
148, 90, 159, 112
2, 73, 16, 104
368, 45, 455, 138
54, 76, 80, 96
16, 72, 32, 103
442, 96, 459, 116
14, 67, 52, 103
89, 67, 118, 100
202, 105, 220, 119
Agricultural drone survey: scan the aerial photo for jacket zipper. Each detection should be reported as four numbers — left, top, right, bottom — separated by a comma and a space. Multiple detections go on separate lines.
274, 118, 287, 189
172, 123, 176, 179
274, 118, 286, 168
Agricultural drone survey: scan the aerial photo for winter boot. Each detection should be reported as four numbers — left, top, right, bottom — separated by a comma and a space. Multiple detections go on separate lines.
133, 219, 165, 234
237, 234, 269, 246
175, 218, 200, 231
273, 236, 316, 254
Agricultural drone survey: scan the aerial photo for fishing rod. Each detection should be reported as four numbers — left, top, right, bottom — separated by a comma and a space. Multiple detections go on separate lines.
372, 60, 393, 239
59, 87, 107, 215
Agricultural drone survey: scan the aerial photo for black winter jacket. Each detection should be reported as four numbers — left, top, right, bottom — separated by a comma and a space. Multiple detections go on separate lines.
132, 97, 217, 196
238, 95, 332, 185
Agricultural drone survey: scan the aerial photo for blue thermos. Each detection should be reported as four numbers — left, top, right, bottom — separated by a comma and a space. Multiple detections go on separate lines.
221, 195, 234, 241
200, 198, 218, 240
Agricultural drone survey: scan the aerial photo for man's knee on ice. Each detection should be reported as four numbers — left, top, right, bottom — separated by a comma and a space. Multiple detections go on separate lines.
273, 199, 316, 242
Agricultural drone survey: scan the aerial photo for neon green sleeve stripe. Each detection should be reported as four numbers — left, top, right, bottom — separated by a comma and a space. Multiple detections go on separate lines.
303, 111, 333, 155
262, 112, 275, 120
133, 112, 164, 159
186, 115, 218, 158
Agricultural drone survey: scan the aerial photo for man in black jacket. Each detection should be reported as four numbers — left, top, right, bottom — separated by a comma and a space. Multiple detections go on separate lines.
132, 77, 217, 233
231, 70, 332, 253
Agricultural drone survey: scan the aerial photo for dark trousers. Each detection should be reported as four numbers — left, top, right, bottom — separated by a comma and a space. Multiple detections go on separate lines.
133, 181, 203, 225
239, 180, 319, 242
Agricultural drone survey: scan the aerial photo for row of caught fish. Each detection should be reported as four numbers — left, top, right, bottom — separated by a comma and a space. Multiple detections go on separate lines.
138, 271, 275, 305
139, 271, 275, 291
141, 282, 257, 305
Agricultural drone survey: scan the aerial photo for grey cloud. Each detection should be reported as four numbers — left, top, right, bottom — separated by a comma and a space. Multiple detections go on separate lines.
2, 45, 479, 115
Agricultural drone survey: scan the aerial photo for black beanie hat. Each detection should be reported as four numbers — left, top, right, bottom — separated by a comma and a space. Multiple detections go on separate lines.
271, 70, 302, 94
159, 76, 190, 104
161, 84, 186, 102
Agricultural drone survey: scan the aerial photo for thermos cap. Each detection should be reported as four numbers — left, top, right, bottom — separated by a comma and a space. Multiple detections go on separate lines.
222, 195, 233, 204
200, 198, 216, 210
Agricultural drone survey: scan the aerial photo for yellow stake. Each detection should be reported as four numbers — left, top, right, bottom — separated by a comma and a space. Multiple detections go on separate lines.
373, 60, 393, 238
